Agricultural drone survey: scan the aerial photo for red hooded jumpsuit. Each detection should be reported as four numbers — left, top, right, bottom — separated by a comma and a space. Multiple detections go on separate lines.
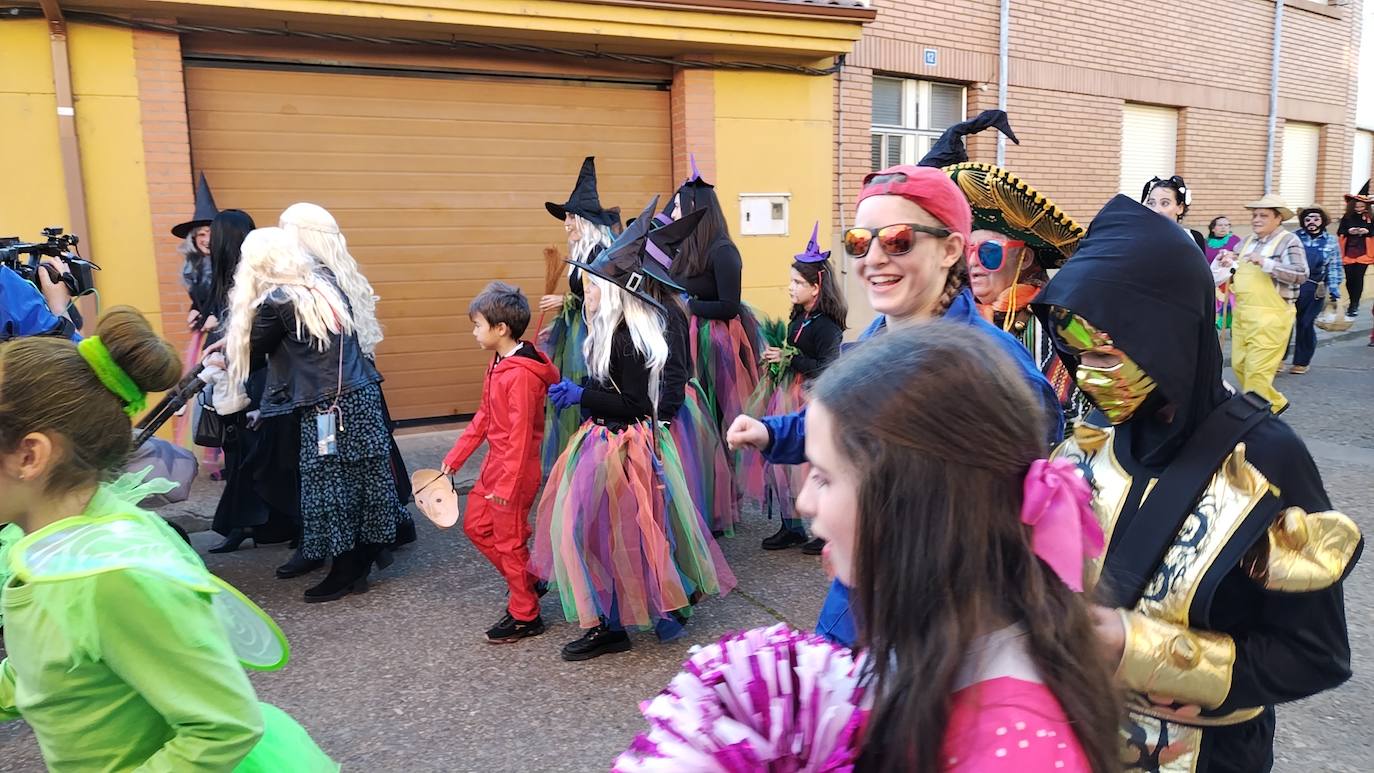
444, 342, 559, 621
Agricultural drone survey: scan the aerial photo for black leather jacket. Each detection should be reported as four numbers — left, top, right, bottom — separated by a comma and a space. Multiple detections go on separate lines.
249, 290, 381, 418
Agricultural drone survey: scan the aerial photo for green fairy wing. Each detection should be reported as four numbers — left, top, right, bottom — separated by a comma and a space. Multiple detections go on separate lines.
13, 477, 290, 671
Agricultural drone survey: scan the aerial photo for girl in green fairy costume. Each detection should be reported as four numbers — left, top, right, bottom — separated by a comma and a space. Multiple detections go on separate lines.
0, 307, 335, 772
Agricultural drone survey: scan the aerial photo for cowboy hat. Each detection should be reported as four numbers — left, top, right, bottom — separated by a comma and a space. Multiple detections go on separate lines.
1244, 194, 1295, 222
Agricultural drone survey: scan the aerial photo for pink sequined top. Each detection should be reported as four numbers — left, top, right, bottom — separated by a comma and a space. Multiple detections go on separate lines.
940, 627, 1093, 772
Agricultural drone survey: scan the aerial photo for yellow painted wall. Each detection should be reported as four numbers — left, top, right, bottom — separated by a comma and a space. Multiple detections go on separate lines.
0, 21, 163, 335
713, 70, 835, 323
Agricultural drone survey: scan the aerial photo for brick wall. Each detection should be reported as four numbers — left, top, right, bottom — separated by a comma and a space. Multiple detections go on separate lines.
132, 26, 195, 355
671, 67, 715, 189
835, 0, 1362, 237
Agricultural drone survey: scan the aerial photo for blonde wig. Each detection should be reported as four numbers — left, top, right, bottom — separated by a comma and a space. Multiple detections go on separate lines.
582, 274, 668, 420
223, 227, 354, 387
279, 202, 384, 356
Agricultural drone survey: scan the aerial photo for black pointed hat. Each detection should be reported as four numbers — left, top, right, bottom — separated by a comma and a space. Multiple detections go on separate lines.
918, 109, 1019, 169
545, 156, 619, 227
568, 196, 697, 311
172, 173, 219, 238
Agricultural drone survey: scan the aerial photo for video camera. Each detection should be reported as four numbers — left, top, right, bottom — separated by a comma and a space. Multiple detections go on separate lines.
0, 226, 101, 296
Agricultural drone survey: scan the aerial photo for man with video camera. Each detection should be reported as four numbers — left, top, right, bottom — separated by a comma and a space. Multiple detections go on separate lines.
0, 254, 80, 341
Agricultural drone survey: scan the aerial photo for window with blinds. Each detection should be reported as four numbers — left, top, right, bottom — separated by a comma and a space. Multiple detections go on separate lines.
1279, 122, 1320, 216
1119, 103, 1179, 197
871, 77, 966, 170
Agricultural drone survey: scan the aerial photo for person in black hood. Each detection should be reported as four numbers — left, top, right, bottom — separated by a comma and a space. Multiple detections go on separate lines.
1030, 195, 1362, 773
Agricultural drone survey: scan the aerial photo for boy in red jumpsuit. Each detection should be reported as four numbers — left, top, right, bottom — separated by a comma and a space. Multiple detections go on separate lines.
442, 281, 560, 642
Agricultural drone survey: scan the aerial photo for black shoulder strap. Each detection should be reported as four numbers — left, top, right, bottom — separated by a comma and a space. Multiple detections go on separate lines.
1099, 392, 1274, 608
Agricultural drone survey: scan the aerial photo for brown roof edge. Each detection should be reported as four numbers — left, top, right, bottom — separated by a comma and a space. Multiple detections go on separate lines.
580, 0, 876, 22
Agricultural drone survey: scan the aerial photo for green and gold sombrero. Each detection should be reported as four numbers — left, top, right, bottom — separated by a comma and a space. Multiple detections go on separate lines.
945, 162, 1086, 269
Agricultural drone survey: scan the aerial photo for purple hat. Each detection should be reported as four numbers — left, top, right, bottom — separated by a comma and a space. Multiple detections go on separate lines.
794, 222, 830, 263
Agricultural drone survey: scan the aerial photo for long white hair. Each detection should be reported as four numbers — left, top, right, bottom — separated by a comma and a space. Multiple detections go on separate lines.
583, 275, 668, 420
223, 227, 354, 386
569, 214, 615, 265
279, 203, 384, 356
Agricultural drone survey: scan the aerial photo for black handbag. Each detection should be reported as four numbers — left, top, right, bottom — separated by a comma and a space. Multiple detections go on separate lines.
193, 390, 226, 448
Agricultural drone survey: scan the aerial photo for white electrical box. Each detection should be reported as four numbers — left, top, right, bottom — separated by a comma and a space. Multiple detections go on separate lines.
738, 193, 790, 236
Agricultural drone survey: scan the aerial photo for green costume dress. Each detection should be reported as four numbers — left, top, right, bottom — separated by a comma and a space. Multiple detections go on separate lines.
0, 471, 336, 772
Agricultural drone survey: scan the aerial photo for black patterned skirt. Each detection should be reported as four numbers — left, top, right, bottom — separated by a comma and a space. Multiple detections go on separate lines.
297, 382, 407, 560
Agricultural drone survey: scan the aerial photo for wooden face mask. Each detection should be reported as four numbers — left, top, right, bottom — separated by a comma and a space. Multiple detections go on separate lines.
411, 469, 458, 528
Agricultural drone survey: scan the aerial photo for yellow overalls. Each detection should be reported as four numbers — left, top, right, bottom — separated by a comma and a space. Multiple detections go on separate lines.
1230, 233, 1295, 412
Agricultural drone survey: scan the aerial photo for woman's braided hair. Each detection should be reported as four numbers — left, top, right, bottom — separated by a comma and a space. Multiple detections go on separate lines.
931, 258, 969, 319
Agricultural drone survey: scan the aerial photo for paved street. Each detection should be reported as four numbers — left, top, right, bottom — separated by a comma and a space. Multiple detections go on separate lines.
2, 326, 1372, 772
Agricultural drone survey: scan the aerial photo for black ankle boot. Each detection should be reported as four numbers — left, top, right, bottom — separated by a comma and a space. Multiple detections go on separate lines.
393, 518, 417, 548
304, 547, 373, 603
208, 528, 252, 554
761, 523, 807, 551
561, 623, 631, 661
276, 548, 325, 579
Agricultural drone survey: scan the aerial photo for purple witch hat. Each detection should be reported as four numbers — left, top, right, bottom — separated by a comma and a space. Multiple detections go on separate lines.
794, 222, 830, 263
661, 152, 716, 222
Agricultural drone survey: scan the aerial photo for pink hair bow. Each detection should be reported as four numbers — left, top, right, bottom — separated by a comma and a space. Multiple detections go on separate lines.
1021, 458, 1105, 592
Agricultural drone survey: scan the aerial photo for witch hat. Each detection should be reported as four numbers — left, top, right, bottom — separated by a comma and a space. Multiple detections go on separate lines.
663, 152, 717, 221
646, 207, 707, 277
919, 110, 1019, 169
794, 222, 830, 263
568, 196, 697, 311
546, 156, 619, 227
172, 173, 220, 238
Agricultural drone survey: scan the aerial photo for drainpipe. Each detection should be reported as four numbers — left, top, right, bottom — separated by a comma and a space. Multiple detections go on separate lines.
38, 0, 94, 332
1264, 0, 1285, 194
997, 0, 1010, 165
835, 54, 847, 286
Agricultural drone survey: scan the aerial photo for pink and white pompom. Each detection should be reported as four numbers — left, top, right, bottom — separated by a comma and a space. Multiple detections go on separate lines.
614, 623, 870, 772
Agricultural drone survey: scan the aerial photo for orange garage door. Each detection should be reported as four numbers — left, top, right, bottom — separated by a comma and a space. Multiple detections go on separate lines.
185, 62, 671, 420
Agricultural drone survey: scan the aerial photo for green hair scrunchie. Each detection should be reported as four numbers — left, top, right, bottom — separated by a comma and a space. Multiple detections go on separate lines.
77, 336, 148, 418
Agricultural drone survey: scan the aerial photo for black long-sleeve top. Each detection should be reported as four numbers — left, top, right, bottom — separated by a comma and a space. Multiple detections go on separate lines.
579, 322, 654, 424
679, 239, 744, 321
658, 302, 692, 421
785, 312, 843, 380
1338, 212, 1372, 256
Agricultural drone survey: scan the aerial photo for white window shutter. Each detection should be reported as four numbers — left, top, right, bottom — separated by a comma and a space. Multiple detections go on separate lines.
1120, 104, 1179, 197
1279, 122, 1320, 214
1351, 130, 1372, 195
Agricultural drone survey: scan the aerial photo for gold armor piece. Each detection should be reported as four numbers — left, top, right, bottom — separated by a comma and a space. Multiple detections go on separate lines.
1250, 508, 1361, 592
1118, 610, 1236, 710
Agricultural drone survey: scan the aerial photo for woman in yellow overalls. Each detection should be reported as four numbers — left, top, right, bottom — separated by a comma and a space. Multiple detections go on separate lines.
1212, 194, 1308, 413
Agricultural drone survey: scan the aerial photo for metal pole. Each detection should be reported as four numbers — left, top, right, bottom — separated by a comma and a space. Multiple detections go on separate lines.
997, 0, 1010, 165
39, 0, 95, 333
1264, 0, 1285, 195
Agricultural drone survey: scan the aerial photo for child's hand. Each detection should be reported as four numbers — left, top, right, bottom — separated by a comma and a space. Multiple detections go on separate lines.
549, 379, 584, 410
726, 415, 769, 451
440, 463, 455, 476
539, 294, 565, 312
761, 346, 783, 364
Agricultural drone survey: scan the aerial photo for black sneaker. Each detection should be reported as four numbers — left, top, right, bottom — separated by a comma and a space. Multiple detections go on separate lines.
761, 524, 808, 551
801, 537, 826, 556
535, 580, 550, 598
486, 613, 546, 643
561, 624, 631, 661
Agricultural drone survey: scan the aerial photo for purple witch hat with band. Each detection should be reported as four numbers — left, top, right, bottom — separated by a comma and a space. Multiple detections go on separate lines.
659, 153, 715, 223
794, 222, 830, 264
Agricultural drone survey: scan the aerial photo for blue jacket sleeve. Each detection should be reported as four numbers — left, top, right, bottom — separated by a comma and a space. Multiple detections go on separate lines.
0, 266, 76, 340
760, 407, 808, 465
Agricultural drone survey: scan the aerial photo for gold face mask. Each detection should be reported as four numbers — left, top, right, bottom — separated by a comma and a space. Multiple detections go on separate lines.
1051, 309, 1158, 424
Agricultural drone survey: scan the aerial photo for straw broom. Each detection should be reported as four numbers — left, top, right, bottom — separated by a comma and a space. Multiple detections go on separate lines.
534, 245, 564, 334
